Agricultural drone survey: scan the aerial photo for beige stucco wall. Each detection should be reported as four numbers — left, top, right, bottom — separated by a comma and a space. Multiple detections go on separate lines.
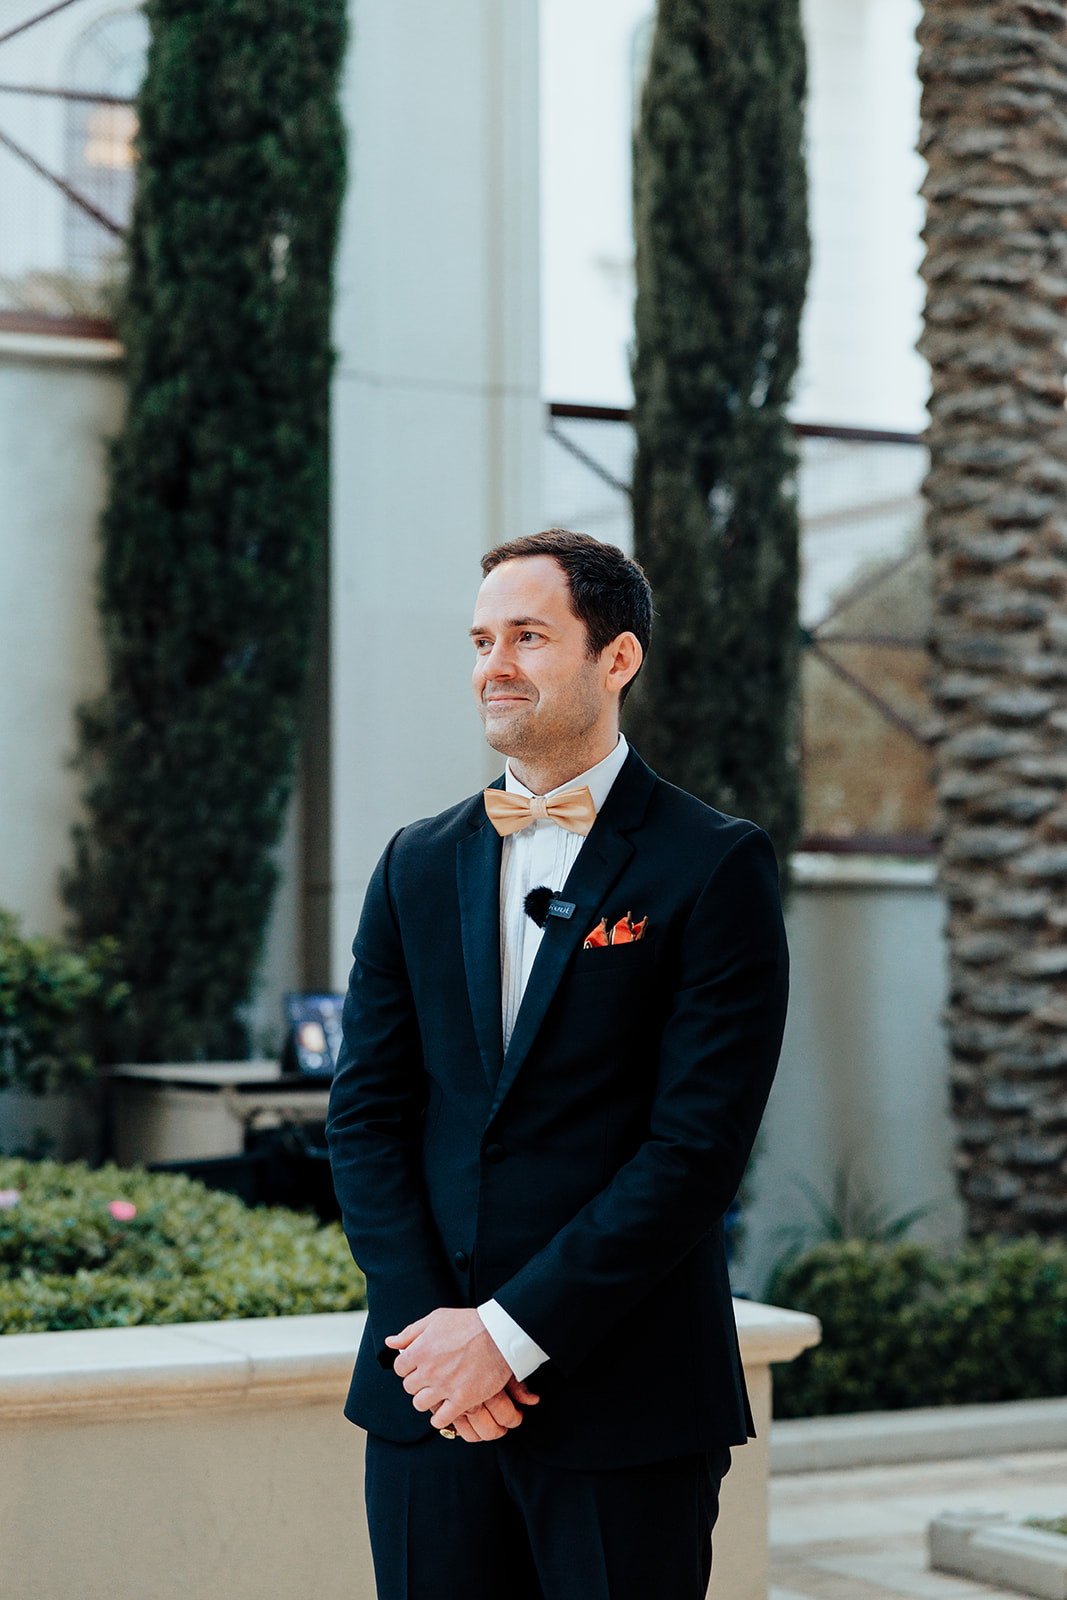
736, 859, 963, 1297
3, 1397, 371, 1599
0, 334, 120, 941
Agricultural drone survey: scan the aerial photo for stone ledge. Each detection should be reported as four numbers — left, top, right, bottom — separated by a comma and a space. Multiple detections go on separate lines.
930, 1511, 1067, 1600
732, 1298, 820, 1367
792, 852, 937, 890
0, 1299, 818, 1427
771, 1395, 1067, 1475
0, 1311, 367, 1423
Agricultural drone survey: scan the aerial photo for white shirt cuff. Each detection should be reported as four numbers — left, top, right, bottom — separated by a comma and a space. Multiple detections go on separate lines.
478, 1298, 549, 1382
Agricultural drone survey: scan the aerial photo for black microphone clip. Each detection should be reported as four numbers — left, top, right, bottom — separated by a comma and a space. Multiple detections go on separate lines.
524, 886, 577, 928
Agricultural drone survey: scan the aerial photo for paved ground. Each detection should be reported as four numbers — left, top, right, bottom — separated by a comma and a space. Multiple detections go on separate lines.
769, 1448, 1067, 1600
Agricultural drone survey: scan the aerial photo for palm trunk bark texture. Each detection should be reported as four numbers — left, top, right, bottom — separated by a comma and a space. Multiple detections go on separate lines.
920, 0, 1067, 1235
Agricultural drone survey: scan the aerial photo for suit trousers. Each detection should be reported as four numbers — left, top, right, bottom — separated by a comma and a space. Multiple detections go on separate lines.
364, 1429, 731, 1600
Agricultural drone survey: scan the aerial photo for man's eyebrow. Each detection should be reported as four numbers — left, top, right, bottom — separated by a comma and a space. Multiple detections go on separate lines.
469, 616, 553, 636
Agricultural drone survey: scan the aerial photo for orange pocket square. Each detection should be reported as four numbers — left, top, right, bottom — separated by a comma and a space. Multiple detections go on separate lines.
583, 912, 648, 949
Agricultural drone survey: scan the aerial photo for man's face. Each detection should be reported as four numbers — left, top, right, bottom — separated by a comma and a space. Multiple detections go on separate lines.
470, 556, 608, 764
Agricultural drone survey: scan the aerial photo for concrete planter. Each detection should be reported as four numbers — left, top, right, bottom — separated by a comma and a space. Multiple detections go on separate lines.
930, 1512, 1067, 1600
107, 1061, 327, 1166
0, 1298, 818, 1600
771, 1395, 1067, 1475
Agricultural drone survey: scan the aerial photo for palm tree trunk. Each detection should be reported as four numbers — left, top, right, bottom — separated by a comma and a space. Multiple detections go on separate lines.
920, 0, 1067, 1235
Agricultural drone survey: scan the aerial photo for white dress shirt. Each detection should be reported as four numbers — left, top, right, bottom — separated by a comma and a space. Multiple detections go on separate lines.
478, 735, 630, 1382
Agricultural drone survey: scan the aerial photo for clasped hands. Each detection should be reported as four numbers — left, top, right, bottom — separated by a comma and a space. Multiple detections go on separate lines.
386, 1307, 539, 1443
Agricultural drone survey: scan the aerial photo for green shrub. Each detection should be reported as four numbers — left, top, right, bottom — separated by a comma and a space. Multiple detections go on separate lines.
628, 0, 809, 870
0, 910, 127, 1093
0, 1158, 364, 1332
65, 0, 347, 1062
770, 1237, 1067, 1417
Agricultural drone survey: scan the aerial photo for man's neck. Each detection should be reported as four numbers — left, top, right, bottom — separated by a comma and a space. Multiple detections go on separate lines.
507, 732, 620, 797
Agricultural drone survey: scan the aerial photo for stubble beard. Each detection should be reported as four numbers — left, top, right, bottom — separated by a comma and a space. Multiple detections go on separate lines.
481, 669, 603, 770
482, 702, 536, 760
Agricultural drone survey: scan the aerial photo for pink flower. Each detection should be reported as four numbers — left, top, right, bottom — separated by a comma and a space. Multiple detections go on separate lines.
0, 1189, 20, 1209
108, 1200, 137, 1221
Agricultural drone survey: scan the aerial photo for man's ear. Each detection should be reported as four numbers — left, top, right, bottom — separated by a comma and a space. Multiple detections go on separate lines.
604, 632, 643, 696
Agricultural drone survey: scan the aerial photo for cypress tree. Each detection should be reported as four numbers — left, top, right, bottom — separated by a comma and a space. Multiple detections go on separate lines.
627, 0, 809, 868
64, 0, 346, 1062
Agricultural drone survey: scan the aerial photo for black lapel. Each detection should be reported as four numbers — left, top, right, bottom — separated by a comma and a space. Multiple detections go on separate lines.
457, 784, 505, 1087
488, 749, 658, 1119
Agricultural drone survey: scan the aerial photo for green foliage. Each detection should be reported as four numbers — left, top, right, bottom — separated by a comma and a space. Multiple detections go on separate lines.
768, 1169, 934, 1274
64, 0, 347, 1061
0, 1158, 364, 1332
770, 1237, 1067, 1418
628, 0, 809, 868
0, 910, 127, 1093
791, 1171, 932, 1244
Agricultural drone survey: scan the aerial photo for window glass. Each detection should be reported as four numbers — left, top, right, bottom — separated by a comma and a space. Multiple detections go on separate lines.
64, 10, 148, 293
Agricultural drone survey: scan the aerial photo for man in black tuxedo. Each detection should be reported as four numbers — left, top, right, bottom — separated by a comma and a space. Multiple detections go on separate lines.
326, 529, 788, 1600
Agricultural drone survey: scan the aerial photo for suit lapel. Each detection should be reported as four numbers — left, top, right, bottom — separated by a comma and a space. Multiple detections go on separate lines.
488, 749, 658, 1119
457, 792, 505, 1087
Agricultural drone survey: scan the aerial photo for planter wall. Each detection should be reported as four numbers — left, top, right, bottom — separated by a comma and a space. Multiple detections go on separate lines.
0, 1084, 102, 1164
0, 1299, 818, 1600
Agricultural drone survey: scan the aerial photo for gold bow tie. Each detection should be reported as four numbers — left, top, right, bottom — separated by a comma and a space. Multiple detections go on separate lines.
483, 785, 597, 838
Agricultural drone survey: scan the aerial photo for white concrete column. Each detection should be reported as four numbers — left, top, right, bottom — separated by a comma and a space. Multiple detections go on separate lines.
324, 0, 542, 984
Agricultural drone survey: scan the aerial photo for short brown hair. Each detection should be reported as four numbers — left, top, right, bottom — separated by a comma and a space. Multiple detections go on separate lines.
480, 529, 653, 704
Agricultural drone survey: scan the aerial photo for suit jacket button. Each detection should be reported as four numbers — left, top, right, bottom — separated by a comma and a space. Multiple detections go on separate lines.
484, 1143, 506, 1164
453, 1250, 469, 1270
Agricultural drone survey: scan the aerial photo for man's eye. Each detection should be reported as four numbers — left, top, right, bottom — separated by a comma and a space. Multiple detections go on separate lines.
519, 631, 540, 643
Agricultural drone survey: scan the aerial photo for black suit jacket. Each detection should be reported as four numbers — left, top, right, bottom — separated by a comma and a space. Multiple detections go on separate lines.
326, 747, 788, 1470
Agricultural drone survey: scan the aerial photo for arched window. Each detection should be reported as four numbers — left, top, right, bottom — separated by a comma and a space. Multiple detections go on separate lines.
64, 10, 147, 283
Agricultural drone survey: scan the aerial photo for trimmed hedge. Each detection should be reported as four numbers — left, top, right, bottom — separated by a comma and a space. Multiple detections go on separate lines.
0, 1159, 365, 1333
770, 1237, 1067, 1418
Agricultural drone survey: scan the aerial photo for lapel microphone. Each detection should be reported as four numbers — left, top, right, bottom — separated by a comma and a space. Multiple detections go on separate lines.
524, 886, 576, 928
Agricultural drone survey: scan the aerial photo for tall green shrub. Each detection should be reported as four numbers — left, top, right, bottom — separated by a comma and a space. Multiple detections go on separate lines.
628, 0, 809, 865
65, 0, 346, 1061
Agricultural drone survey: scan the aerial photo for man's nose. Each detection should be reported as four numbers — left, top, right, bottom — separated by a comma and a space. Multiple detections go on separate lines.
482, 639, 517, 679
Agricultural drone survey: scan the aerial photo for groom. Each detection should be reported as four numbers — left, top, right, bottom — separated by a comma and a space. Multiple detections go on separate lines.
326, 529, 788, 1600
